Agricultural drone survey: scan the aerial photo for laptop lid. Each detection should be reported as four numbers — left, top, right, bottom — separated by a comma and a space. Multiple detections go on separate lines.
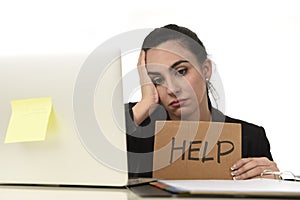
0, 50, 128, 186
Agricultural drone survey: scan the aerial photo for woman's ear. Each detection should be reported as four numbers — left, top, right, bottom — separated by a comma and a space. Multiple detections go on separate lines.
201, 58, 213, 80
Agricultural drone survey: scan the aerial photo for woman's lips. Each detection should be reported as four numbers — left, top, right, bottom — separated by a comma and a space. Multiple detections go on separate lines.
169, 99, 187, 107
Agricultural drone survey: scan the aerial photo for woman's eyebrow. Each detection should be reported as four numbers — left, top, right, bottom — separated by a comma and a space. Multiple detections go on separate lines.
147, 71, 161, 76
147, 60, 189, 76
169, 60, 189, 69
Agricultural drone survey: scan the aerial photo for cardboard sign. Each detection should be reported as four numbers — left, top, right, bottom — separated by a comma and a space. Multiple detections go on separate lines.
153, 121, 241, 180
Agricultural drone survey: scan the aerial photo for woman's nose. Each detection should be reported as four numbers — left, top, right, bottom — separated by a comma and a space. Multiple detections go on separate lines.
165, 79, 181, 95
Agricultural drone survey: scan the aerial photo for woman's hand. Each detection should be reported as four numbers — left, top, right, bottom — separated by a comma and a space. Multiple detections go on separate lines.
230, 157, 279, 180
132, 50, 159, 125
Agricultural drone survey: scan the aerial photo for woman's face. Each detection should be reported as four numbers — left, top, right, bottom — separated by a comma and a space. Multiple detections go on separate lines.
146, 40, 211, 120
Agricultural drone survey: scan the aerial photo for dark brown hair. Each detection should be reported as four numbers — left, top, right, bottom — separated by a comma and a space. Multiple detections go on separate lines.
142, 24, 208, 64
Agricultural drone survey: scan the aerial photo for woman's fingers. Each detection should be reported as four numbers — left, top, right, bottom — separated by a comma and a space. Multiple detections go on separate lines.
137, 51, 152, 85
231, 157, 279, 180
137, 50, 159, 103
137, 50, 145, 66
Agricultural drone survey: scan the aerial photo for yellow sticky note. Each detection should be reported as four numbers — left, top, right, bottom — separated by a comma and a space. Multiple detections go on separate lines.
5, 97, 53, 143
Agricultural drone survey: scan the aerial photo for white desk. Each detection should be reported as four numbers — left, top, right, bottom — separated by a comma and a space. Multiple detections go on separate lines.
0, 184, 285, 200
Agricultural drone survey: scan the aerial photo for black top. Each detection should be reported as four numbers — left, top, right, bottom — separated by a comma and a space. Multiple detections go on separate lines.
125, 103, 273, 178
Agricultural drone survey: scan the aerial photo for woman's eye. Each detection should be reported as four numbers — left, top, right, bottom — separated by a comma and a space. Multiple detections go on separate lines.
152, 77, 164, 85
176, 68, 187, 76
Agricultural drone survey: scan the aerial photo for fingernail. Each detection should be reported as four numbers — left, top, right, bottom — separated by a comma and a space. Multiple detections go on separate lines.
231, 165, 236, 170
234, 176, 240, 180
231, 170, 238, 176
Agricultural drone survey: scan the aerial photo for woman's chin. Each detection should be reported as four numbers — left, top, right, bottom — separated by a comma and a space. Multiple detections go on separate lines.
169, 108, 199, 121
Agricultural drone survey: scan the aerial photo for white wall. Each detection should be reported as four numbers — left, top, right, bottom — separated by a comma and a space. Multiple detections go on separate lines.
1, 0, 300, 174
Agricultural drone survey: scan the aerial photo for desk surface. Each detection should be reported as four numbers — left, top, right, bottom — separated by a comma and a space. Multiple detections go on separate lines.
0, 184, 286, 200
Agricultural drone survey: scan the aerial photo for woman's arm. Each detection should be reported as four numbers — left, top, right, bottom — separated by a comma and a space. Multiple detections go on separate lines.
231, 126, 279, 180
132, 51, 159, 125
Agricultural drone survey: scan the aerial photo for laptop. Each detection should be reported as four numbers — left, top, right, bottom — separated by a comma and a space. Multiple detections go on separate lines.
0, 47, 151, 186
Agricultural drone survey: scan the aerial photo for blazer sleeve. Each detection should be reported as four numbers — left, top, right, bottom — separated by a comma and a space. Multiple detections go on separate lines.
223, 114, 274, 161
241, 124, 273, 161
125, 102, 155, 178
255, 126, 273, 161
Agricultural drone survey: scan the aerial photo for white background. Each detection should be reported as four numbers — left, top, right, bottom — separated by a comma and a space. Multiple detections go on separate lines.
1, 0, 300, 174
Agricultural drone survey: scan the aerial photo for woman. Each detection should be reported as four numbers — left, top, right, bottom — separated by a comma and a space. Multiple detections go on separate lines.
126, 24, 279, 180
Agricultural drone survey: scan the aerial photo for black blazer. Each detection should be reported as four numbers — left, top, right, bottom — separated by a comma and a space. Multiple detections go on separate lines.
125, 103, 273, 178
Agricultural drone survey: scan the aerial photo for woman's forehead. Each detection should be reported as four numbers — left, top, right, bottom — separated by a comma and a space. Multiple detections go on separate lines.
146, 41, 200, 67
